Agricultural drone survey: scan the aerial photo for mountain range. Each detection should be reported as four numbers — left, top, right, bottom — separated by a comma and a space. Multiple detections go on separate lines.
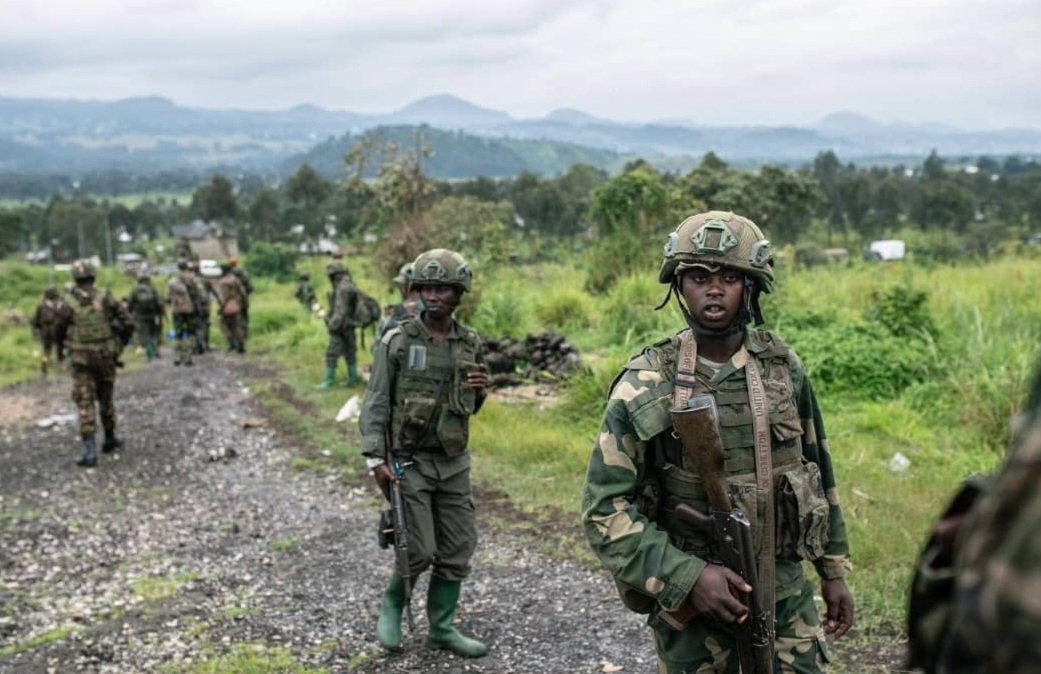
2, 93, 1040, 179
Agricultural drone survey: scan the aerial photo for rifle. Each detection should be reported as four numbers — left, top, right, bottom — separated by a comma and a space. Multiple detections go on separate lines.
662, 394, 773, 673
377, 425, 414, 631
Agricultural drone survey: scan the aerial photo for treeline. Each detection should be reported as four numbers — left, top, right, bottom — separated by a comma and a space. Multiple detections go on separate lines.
1, 141, 1039, 277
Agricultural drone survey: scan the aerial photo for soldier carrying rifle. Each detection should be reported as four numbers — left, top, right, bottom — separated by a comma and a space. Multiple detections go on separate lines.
581, 211, 854, 673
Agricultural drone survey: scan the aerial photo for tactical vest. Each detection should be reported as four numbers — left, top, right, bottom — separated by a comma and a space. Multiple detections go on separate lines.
131, 283, 160, 315
622, 329, 830, 565
388, 318, 481, 456
67, 288, 114, 351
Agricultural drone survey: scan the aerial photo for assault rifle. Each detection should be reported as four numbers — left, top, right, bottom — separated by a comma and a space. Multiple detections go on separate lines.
377, 426, 414, 630
661, 394, 773, 674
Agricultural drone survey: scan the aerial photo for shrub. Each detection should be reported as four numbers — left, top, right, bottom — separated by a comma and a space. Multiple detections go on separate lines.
533, 288, 594, 331
865, 286, 937, 339
244, 243, 298, 283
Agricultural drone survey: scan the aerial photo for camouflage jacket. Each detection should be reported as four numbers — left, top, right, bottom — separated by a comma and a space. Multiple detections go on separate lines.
215, 274, 247, 315
59, 285, 131, 358
581, 328, 850, 614
359, 314, 485, 459
936, 365, 1041, 672
326, 275, 359, 335
32, 297, 70, 335
294, 281, 316, 307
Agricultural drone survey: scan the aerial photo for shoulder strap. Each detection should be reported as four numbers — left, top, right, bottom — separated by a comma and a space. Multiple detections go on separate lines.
672, 329, 698, 411
745, 355, 776, 642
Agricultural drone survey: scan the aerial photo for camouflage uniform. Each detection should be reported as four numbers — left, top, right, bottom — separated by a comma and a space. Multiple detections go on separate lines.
228, 256, 253, 337
127, 274, 163, 361
908, 362, 1041, 673
359, 249, 489, 658
581, 212, 851, 674
317, 261, 360, 387
294, 272, 317, 310
167, 264, 200, 365
58, 260, 133, 466
189, 264, 213, 353
215, 266, 247, 353
31, 287, 70, 374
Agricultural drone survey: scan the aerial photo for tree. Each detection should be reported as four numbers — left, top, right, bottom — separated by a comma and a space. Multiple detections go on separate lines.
248, 188, 282, 244
590, 168, 669, 237
286, 164, 332, 238
750, 166, 823, 244
192, 174, 238, 223
0, 210, 26, 257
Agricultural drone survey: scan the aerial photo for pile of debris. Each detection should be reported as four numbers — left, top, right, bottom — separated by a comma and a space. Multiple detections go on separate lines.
482, 331, 582, 388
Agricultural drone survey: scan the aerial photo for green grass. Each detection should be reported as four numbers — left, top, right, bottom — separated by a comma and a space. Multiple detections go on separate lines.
130, 571, 199, 603
160, 643, 329, 674
0, 625, 76, 656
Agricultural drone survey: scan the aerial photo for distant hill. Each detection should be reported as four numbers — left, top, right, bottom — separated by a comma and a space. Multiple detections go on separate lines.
1, 93, 1040, 180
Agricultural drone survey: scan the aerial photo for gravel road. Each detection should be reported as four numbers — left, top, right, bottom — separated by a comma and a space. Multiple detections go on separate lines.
0, 352, 655, 674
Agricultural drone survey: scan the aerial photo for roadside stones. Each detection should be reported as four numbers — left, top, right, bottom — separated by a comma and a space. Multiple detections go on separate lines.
481, 331, 582, 388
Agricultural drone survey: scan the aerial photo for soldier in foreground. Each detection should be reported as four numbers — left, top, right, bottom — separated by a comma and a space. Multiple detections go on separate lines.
294, 271, 317, 311
56, 260, 133, 467
359, 249, 489, 658
31, 286, 69, 375
315, 261, 360, 389
167, 260, 200, 366
581, 211, 853, 673
127, 271, 163, 361
907, 357, 1041, 673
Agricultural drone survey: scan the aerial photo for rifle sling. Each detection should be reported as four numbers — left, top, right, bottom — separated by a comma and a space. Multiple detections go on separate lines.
745, 353, 776, 644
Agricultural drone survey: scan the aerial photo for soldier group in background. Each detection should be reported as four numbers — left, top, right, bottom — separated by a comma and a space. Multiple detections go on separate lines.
316, 260, 361, 389
127, 271, 164, 361
54, 260, 133, 468
31, 286, 69, 375
215, 262, 248, 353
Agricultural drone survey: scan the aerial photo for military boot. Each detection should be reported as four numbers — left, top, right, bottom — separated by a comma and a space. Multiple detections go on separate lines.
315, 365, 336, 390
345, 362, 360, 387
375, 572, 407, 652
77, 436, 98, 468
425, 576, 487, 658
102, 431, 123, 454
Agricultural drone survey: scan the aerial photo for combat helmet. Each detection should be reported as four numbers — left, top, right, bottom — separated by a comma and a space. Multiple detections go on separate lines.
326, 261, 348, 277
299, 271, 310, 280
393, 262, 413, 286
408, 249, 472, 292
659, 210, 774, 327
659, 211, 774, 292
70, 259, 96, 281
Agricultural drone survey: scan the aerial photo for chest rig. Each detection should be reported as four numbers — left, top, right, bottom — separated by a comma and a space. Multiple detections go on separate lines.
68, 288, 114, 349
390, 318, 481, 456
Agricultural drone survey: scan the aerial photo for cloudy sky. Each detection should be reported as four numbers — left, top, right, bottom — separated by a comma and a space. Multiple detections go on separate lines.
2, 0, 1039, 129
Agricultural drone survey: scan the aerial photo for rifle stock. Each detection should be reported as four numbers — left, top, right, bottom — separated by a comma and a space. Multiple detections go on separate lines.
660, 395, 773, 673
383, 424, 414, 631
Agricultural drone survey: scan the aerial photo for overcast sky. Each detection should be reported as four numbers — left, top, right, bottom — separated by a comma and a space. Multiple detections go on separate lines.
2, 0, 1039, 130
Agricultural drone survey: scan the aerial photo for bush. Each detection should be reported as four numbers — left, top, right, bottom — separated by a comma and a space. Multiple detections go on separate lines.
533, 288, 594, 331
470, 290, 529, 338
603, 274, 677, 346
244, 243, 298, 283
865, 286, 937, 339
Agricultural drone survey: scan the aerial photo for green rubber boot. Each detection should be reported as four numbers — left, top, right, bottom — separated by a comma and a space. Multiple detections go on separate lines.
426, 576, 487, 658
375, 572, 406, 652
314, 365, 336, 390
345, 362, 360, 387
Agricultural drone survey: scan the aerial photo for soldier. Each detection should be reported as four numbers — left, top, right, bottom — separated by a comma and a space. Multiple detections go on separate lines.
167, 260, 200, 366
127, 271, 163, 361
315, 260, 360, 389
360, 248, 489, 657
56, 260, 133, 467
226, 255, 253, 337
215, 263, 247, 354
294, 271, 317, 311
375, 262, 423, 343
581, 211, 854, 673
188, 259, 213, 354
31, 286, 70, 375
907, 359, 1041, 673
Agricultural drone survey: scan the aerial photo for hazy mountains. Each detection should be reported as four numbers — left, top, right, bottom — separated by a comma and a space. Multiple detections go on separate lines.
2, 93, 1040, 178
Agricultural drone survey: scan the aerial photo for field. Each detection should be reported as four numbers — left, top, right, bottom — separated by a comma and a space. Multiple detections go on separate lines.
3, 250, 1039, 648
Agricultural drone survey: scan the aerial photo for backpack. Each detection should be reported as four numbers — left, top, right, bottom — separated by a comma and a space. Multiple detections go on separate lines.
168, 276, 196, 315
131, 283, 160, 314
351, 290, 382, 330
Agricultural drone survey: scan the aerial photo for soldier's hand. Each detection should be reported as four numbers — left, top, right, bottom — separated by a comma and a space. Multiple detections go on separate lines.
465, 364, 489, 392
689, 564, 751, 624
372, 462, 395, 501
821, 578, 854, 639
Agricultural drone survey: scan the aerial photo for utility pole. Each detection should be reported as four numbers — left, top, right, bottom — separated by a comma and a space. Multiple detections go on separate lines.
77, 220, 84, 259
104, 212, 113, 267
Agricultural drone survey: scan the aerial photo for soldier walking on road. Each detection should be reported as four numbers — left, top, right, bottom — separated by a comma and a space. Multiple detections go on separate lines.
215, 263, 248, 354
55, 260, 133, 467
315, 260, 360, 389
581, 211, 854, 673
227, 255, 253, 337
127, 271, 163, 361
359, 249, 490, 658
31, 286, 70, 375
188, 260, 213, 354
167, 260, 200, 366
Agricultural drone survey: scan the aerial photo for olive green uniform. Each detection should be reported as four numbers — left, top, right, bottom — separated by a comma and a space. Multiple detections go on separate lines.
127, 277, 162, 360
325, 273, 359, 371
31, 290, 69, 373
294, 279, 316, 310
360, 315, 485, 579
167, 270, 200, 365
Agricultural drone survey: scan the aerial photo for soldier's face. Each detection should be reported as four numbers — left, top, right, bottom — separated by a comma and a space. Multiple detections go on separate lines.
418, 284, 459, 319
679, 267, 745, 329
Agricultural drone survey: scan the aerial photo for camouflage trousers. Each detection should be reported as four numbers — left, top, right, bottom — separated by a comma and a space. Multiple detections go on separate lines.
325, 330, 357, 368
40, 329, 65, 369
195, 311, 211, 353
172, 313, 197, 363
397, 450, 477, 582
70, 349, 117, 439
219, 313, 245, 350
653, 577, 829, 674
133, 313, 160, 360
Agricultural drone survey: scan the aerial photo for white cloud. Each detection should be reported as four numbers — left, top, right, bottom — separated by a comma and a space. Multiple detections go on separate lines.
1, 0, 1038, 128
